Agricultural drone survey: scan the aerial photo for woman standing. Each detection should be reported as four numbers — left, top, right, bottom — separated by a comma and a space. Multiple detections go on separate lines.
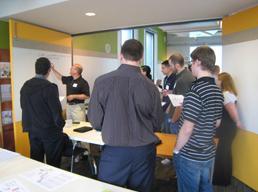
213, 72, 242, 186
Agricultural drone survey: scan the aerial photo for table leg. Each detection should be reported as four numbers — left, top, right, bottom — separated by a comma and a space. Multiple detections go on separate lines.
87, 144, 99, 176
70, 141, 78, 172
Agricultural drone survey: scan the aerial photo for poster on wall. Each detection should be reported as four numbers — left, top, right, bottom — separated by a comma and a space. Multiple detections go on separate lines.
2, 110, 12, 125
0, 84, 11, 102
0, 62, 10, 78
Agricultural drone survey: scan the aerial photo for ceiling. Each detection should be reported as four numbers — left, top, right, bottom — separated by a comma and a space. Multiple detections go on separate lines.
1, 0, 258, 35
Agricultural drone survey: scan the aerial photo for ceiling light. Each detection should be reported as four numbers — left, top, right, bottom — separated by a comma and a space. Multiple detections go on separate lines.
85, 12, 96, 16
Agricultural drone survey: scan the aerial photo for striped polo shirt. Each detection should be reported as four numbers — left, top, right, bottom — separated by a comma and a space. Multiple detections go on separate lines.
179, 77, 224, 161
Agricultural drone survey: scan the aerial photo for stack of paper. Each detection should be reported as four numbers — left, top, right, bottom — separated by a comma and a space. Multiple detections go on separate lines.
21, 167, 75, 191
168, 94, 184, 107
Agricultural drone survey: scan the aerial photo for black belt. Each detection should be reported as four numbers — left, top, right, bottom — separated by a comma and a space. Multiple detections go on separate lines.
68, 102, 83, 105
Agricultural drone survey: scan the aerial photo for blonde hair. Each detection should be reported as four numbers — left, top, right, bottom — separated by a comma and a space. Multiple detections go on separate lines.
218, 72, 237, 96
73, 64, 83, 74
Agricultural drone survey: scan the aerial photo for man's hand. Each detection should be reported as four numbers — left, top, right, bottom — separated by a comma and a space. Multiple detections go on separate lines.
67, 95, 75, 101
50, 64, 62, 80
50, 63, 55, 70
162, 89, 173, 97
156, 79, 162, 86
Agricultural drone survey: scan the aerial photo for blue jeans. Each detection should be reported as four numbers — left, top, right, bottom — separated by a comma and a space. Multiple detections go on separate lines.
173, 153, 214, 192
162, 113, 180, 134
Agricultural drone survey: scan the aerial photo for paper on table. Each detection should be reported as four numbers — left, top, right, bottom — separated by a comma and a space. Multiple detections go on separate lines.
0, 148, 20, 162
21, 167, 75, 191
0, 179, 29, 192
168, 94, 184, 107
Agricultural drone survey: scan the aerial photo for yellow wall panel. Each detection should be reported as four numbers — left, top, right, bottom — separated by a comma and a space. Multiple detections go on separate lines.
10, 19, 71, 47
223, 5, 258, 191
223, 5, 258, 35
232, 129, 258, 191
14, 121, 30, 157
9, 19, 71, 157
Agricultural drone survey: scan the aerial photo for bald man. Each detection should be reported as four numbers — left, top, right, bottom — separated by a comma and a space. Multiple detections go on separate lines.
52, 64, 90, 121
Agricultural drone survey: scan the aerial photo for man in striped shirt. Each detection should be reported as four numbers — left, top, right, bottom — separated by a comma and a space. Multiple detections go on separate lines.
173, 46, 224, 192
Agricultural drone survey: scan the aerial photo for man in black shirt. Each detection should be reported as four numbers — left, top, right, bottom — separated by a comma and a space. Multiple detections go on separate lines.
88, 39, 163, 192
20, 57, 65, 167
51, 64, 90, 121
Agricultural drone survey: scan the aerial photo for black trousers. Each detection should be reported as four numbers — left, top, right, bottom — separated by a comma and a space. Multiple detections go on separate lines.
98, 143, 156, 192
29, 133, 64, 168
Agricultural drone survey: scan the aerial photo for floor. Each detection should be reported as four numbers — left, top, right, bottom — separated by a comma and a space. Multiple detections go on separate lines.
60, 151, 255, 192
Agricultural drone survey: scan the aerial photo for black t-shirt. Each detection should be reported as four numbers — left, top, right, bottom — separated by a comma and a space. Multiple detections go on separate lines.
163, 73, 176, 90
162, 73, 176, 111
62, 76, 90, 104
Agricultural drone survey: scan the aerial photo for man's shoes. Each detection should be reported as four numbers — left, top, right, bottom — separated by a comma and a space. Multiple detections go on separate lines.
161, 158, 171, 165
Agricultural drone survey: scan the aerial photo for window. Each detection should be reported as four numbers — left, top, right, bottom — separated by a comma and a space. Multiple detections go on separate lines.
190, 45, 222, 69
145, 31, 155, 78
120, 29, 134, 45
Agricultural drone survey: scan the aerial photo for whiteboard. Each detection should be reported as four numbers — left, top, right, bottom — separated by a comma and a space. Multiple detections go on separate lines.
223, 39, 258, 134
12, 47, 71, 121
73, 55, 120, 92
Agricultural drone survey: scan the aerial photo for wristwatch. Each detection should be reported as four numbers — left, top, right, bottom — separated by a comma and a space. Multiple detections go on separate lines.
173, 149, 180, 154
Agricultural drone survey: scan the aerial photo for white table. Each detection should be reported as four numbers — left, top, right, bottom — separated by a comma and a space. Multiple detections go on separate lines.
63, 122, 103, 173
63, 122, 103, 145
0, 148, 135, 192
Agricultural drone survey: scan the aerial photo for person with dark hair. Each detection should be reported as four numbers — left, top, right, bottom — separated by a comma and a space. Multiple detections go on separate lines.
20, 57, 65, 167
173, 46, 224, 191
158, 60, 176, 112
140, 65, 152, 80
51, 63, 90, 121
164, 53, 195, 134
88, 39, 163, 192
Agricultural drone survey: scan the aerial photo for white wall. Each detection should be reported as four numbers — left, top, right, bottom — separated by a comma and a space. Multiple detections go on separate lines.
12, 47, 71, 121
223, 39, 258, 134
73, 55, 120, 93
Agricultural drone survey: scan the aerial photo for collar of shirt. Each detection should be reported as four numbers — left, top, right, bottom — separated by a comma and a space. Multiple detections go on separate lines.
194, 76, 215, 84
73, 76, 82, 81
35, 74, 46, 79
176, 68, 187, 78
119, 64, 141, 73
166, 72, 175, 79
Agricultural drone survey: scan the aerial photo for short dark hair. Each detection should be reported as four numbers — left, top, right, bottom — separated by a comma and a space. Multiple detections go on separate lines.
121, 39, 143, 62
190, 46, 216, 72
35, 57, 51, 75
169, 53, 184, 67
141, 65, 152, 80
161, 60, 170, 67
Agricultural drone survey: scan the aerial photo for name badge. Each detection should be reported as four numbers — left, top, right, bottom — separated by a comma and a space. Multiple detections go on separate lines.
72, 83, 78, 88
166, 85, 169, 90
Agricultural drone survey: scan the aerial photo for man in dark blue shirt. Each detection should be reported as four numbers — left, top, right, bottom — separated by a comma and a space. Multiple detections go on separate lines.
159, 60, 176, 112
